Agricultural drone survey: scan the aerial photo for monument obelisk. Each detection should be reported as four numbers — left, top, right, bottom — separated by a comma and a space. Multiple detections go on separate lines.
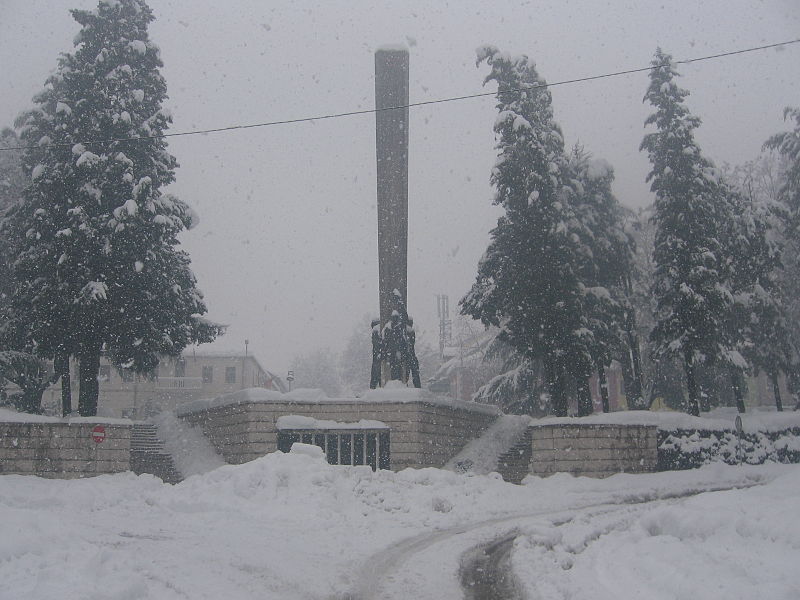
375, 46, 409, 329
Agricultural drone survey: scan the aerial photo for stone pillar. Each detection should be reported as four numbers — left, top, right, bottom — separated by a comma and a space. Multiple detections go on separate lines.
375, 47, 409, 327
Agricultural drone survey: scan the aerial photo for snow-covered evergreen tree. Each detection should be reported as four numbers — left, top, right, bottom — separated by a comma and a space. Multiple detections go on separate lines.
0, 129, 26, 328
568, 148, 640, 412
3, 0, 218, 416
0, 129, 25, 216
764, 107, 800, 407
640, 48, 734, 416
460, 47, 586, 416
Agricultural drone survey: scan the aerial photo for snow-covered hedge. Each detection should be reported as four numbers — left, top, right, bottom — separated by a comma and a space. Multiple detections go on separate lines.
657, 427, 800, 470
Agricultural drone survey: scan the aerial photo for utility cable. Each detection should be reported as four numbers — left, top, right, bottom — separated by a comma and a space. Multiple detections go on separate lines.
1, 38, 797, 152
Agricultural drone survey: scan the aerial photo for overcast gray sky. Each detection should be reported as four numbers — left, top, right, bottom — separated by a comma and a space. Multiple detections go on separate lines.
1, 0, 798, 378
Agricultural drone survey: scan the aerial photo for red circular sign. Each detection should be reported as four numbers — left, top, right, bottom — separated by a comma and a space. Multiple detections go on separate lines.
91, 425, 106, 444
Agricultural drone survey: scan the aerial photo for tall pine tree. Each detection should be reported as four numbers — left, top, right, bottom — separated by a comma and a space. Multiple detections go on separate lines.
568, 149, 640, 412
461, 47, 585, 416
3, 0, 218, 416
765, 107, 800, 408
641, 48, 734, 416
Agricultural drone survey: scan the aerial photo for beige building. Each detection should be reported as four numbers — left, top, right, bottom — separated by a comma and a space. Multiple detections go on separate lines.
39, 351, 286, 419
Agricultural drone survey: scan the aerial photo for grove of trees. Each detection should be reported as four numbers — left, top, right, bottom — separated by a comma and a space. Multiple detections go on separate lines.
463, 46, 799, 416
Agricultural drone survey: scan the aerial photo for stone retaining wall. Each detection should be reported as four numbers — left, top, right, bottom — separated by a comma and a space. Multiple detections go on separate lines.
529, 424, 658, 478
179, 400, 497, 470
0, 422, 132, 478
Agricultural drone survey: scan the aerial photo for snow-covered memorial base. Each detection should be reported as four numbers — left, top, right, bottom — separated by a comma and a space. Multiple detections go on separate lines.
176, 384, 500, 471
2, 389, 799, 481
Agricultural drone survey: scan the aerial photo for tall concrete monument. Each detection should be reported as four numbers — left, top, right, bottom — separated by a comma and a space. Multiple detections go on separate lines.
371, 46, 420, 388
375, 46, 409, 327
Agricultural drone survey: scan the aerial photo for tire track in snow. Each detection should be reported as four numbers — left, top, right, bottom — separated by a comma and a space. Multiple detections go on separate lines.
335, 479, 765, 600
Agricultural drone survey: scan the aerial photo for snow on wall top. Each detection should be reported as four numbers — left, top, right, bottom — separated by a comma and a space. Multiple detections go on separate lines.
532, 407, 800, 434
376, 43, 409, 53
176, 382, 500, 417
0, 408, 137, 425
276, 415, 389, 431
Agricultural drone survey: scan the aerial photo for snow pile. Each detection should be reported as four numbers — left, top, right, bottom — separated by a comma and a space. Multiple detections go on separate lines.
445, 414, 531, 474
511, 467, 800, 600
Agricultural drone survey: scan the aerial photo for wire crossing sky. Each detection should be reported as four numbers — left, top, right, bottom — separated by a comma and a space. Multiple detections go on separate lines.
2, 37, 797, 152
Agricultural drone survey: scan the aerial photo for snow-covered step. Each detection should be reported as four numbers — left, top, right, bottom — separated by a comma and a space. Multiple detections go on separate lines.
130, 423, 182, 484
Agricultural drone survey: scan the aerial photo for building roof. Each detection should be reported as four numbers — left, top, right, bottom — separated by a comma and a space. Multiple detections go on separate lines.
182, 349, 287, 393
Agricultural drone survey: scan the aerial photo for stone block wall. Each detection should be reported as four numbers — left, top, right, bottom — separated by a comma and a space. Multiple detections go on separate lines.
179, 400, 497, 470
0, 422, 132, 478
529, 424, 658, 478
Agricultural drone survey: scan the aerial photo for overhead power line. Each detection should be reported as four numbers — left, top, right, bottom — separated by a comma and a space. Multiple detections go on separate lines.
1, 38, 798, 153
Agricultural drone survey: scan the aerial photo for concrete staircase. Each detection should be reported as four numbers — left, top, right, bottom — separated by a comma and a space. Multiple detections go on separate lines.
130, 423, 182, 484
496, 427, 532, 484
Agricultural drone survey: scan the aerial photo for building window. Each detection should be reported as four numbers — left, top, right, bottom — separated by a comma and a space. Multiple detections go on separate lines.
174, 359, 186, 378
277, 430, 390, 471
225, 366, 237, 384
98, 365, 111, 382
202, 366, 213, 384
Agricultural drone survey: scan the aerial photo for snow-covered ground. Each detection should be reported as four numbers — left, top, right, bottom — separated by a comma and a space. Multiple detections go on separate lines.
1, 447, 798, 600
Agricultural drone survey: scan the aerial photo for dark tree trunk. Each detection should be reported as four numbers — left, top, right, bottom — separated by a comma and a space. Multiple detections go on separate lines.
623, 313, 645, 409
546, 357, 568, 417
770, 371, 783, 412
55, 351, 72, 417
730, 368, 747, 414
621, 277, 646, 409
576, 373, 593, 417
684, 354, 700, 417
788, 369, 800, 411
619, 352, 636, 407
78, 346, 101, 417
598, 363, 610, 413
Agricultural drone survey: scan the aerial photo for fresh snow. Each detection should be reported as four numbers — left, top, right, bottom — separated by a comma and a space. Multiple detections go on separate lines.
128, 40, 147, 54
0, 450, 796, 599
